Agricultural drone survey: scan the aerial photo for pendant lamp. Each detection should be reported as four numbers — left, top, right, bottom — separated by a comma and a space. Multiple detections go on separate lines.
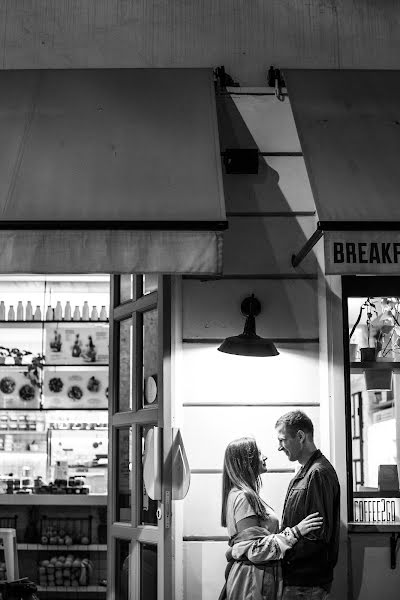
217, 294, 279, 357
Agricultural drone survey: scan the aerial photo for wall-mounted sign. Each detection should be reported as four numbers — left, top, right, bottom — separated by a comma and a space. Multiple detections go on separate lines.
353, 497, 400, 524
324, 232, 400, 275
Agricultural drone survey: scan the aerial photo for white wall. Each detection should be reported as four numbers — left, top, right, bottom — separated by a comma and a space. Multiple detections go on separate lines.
181, 92, 322, 599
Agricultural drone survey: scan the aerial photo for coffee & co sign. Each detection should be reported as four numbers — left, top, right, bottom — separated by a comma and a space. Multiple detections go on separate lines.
324, 232, 400, 274
353, 497, 400, 524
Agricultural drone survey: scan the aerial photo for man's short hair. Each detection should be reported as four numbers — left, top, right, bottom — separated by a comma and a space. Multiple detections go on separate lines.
275, 410, 314, 438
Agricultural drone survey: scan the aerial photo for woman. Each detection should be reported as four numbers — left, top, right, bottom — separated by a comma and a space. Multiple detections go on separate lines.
220, 437, 323, 600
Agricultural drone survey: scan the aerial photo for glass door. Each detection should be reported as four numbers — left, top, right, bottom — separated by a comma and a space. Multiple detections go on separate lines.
107, 275, 174, 600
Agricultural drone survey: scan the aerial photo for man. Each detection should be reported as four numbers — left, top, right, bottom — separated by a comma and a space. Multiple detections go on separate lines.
275, 410, 340, 600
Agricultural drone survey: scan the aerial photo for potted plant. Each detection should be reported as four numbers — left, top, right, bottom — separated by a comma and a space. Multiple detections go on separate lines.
350, 297, 395, 391
10, 347, 32, 365
24, 353, 45, 393
0, 347, 9, 365
349, 298, 378, 362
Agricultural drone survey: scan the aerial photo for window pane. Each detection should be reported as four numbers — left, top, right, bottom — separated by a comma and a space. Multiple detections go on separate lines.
140, 543, 157, 600
120, 275, 133, 303
143, 309, 158, 408
116, 427, 132, 522
116, 539, 131, 600
143, 274, 158, 296
140, 425, 158, 526
347, 291, 400, 525
118, 318, 133, 412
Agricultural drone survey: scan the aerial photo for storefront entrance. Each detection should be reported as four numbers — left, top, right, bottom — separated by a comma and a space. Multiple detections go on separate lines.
108, 275, 178, 600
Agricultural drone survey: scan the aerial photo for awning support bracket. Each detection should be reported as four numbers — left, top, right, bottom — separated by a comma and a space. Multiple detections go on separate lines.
292, 221, 400, 268
291, 227, 324, 268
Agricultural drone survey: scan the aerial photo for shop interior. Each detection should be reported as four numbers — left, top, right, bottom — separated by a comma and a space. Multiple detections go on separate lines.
0, 274, 110, 598
346, 289, 400, 526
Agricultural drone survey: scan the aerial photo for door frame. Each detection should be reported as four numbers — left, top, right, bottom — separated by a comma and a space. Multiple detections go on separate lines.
107, 275, 176, 600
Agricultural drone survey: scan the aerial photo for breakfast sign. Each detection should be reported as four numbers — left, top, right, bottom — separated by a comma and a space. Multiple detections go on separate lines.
324, 232, 400, 275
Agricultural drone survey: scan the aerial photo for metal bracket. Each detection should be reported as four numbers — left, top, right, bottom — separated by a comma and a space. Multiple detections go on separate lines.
291, 228, 324, 268
291, 220, 400, 268
390, 533, 400, 569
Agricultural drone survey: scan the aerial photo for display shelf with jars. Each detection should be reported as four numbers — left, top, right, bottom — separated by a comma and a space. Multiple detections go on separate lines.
0, 276, 110, 597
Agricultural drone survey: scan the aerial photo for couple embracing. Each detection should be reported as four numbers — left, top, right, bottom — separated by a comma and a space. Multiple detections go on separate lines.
220, 411, 340, 600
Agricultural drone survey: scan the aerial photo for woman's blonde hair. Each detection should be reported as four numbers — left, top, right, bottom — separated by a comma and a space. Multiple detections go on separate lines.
221, 437, 268, 527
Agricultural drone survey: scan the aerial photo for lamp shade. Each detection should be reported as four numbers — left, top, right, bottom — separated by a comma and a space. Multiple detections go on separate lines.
217, 295, 279, 357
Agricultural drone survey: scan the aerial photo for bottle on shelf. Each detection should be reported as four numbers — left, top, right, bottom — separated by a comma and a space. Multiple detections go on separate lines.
16, 301, 24, 321
54, 301, 62, 321
0, 301, 5, 321
90, 306, 99, 321
7, 305, 15, 321
26, 301, 33, 321
82, 301, 89, 321
46, 306, 54, 321
64, 301, 71, 321
73, 306, 81, 321
34, 306, 42, 321
100, 306, 107, 321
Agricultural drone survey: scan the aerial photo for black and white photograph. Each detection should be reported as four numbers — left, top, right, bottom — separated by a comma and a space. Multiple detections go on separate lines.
0, 3, 396, 600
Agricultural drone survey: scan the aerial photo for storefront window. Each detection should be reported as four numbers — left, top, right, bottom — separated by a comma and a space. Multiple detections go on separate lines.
143, 274, 158, 296
142, 309, 158, 409
140, 425, 158, 526
344, 277, 400, 526
120, 275, 133, 303
118, 318, 133, 412
115, 539, 131, 600
116, 427, 132, 523
140, 543, 157, 600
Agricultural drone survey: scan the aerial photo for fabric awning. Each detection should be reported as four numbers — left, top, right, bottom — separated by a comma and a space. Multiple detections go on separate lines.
0, 69, 226, 274
285, 69, 400, 274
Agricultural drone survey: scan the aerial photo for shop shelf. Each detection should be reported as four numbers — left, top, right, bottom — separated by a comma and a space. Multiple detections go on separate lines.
0, 494, 107, 506
348, 522, 400, 533
0, 515, 17, 529
0, 451, 47, 454
17, 543, 107, 551
0, 364, 108, 368
0, 321, 108, 326
37, 585, 106, 593
39, 516, 92, 545
350, 361, 400, 372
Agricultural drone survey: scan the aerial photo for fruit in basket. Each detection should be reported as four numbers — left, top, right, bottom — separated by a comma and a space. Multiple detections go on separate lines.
65, 535, 73, 546
0, 377, 16, 394
48, 377, 64, 393
67, 385, 83, 400
87, 376, 101, 393
80, 535, 89, 545
18, 383, 36, 401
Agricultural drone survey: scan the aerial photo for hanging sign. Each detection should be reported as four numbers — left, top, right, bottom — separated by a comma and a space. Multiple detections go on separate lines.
324, 232, 400, 274
353, 497, 400, 524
